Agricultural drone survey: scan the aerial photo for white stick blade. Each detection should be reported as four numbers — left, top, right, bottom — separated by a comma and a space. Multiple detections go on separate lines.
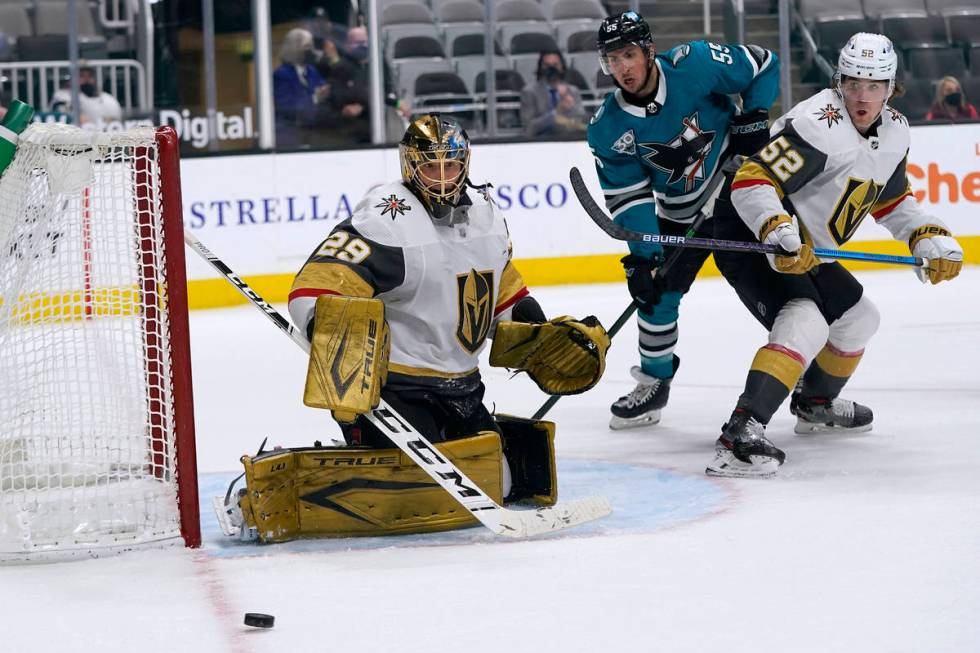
495, 495, 613, 538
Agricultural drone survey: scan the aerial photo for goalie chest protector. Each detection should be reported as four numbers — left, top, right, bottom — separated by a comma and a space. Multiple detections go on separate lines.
347, 181, 517, 377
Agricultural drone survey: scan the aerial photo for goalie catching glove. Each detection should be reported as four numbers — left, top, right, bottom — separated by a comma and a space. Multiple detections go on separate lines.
303, 294, 390, 423
490, 316, 610, 395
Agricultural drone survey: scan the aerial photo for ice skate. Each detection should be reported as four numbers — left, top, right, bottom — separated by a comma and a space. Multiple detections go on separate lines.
609, 366, 672, 430
706, 409, 786, 478
791, 393, 873, 434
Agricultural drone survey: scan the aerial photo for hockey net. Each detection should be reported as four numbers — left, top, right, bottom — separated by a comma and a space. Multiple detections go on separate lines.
0, 124, 199, 562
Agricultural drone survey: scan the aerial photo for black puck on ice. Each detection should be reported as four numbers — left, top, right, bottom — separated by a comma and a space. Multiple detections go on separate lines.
244, 613, 275, 628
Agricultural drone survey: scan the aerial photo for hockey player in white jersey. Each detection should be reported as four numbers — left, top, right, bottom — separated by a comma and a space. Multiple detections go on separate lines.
705, 33, 964, 478
250, 115, 610, 539
290, 114, 608, 446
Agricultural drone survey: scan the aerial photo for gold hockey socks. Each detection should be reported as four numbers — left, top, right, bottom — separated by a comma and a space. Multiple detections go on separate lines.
798, 344, 863, 399
736, 344, 806, 423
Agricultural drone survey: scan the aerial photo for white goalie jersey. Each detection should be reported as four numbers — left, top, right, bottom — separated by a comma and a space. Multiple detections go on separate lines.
729, 88, 948, 253
288, 180, 528, 380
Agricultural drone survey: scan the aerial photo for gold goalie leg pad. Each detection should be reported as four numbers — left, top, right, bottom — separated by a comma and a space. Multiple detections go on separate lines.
495, 414, 557, 507
238, 432, 504, 542
303, 294, 390, 423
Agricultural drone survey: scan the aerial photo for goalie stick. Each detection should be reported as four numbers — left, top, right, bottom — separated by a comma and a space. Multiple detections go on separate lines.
183, 230, 612, 538
568, 167, 931, 270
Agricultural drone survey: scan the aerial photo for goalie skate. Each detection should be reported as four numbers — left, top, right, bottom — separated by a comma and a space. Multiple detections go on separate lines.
212, 493, 257, 542
706, 410, 786, 479
609, 366, 672, 430
791, 394, 873, 435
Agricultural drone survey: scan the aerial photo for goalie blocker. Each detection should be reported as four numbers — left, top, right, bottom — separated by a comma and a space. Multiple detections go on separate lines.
303, 294, 390, 423
220, 415, 558, 542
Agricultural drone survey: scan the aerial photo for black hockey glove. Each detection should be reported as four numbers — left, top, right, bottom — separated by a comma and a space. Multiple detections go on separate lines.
730, 109, 770, 157
621, 253, 665, 312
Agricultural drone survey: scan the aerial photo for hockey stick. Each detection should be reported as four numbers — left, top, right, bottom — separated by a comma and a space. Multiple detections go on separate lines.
568, 167, 930, 269
183, 230, 612, 538
530, 210, 706, 420
530, 302, 635, 420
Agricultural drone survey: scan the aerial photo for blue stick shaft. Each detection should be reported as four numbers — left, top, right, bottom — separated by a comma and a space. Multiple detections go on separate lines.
635, 234, 927, 268
812, 248, 922, 266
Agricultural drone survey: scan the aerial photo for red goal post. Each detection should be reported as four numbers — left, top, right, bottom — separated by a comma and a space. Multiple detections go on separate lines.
0, 125, 200, 562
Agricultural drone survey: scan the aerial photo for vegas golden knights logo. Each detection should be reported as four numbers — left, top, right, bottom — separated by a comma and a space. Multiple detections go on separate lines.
455, 269, 494, 354
828, 177, 885, 245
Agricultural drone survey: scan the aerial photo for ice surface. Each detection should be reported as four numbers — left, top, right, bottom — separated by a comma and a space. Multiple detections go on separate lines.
2, 269, 978, 652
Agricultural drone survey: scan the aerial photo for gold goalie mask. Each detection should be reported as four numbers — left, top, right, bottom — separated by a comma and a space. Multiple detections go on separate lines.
399, 114, 471, 225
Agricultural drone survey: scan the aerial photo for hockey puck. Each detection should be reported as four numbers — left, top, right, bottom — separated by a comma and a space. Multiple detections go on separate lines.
244, 613, 275, 629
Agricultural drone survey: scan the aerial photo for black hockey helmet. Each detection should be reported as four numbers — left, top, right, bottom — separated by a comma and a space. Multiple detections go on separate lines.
597, 11, 654, 73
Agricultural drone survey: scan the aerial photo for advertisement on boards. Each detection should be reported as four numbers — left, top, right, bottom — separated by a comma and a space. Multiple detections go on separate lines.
179, 123, 980, 281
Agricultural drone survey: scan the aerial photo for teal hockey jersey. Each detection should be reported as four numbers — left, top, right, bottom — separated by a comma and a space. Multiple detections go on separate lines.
587, 40, 779, 256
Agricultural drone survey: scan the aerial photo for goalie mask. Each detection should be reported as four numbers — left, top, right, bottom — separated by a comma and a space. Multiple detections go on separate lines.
597, 11, 655, 78
399, 114, 471, 225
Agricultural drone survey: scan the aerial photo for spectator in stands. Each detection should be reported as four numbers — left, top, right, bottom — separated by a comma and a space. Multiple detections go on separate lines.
49, 66, 122, 126
520, 51, 587, 138
925, 76, 978, 122
343, 26, 370, 68
341, 25, 412, 122
273, 28, 330, 148
314, 36, 371, 145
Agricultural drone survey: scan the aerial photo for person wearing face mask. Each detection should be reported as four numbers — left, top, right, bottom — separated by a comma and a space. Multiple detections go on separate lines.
49, 66, 122, 126
308, 36, 372, 145
521, 51, 587, 137
273, 28, 331, 148
344, 26, 370, 65
925, 76, 978, 122
339, 25, 411, 122
706, 33, 964, 478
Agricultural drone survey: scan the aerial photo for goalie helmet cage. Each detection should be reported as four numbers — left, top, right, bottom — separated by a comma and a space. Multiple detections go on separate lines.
0, 124, 200, 563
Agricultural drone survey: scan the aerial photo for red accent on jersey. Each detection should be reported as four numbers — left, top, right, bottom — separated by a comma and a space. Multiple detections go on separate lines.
731, 178, 775, 191
872, 191, 911, 220
287, 288, 341, 303
494, 287, 529, 316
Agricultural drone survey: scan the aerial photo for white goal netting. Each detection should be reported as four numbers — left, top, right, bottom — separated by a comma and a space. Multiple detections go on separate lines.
0, 124, 192, 562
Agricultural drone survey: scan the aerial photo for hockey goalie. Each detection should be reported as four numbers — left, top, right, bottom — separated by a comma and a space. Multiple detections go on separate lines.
217, 115, 609, 542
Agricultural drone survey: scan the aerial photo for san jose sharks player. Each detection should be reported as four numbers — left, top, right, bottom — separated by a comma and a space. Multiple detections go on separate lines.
587, 11, 779, 430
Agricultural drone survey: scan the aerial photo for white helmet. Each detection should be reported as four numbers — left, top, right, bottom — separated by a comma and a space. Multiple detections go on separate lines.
837, 33, 897, 82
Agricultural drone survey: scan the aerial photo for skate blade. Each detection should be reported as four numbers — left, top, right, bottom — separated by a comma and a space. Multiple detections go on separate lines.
794, 420, 873, 435
609, 410, 662, 431
705, 450, 781, 479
